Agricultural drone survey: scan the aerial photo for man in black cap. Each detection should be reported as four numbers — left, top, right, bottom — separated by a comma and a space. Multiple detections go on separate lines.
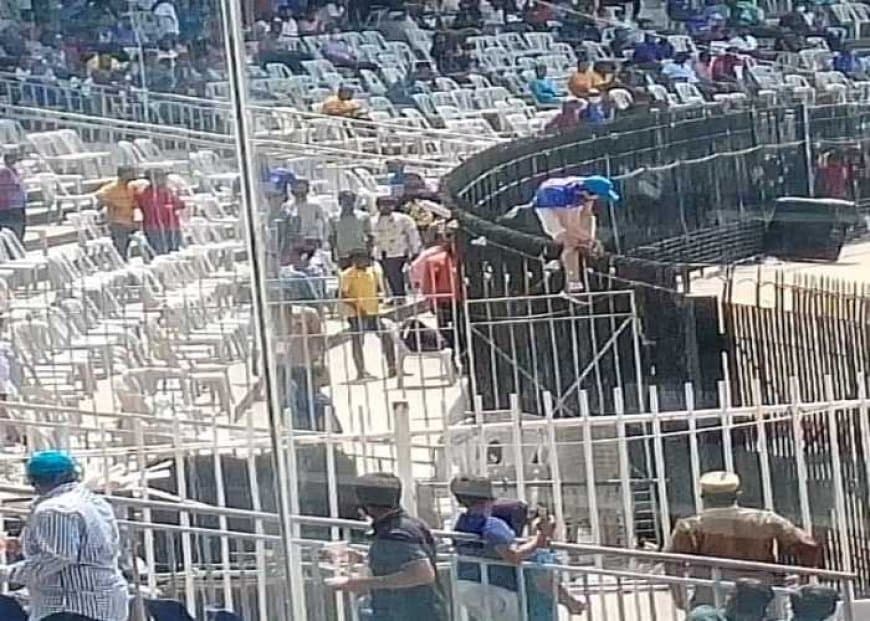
791, 585, 840, 621
330, 473, 446, 621
687, 578, 773, 621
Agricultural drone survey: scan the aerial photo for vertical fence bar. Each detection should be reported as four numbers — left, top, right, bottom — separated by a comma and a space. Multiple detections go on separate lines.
649, 386, 671, 547
580, 390, 601, 546
394, 401, 417, 516
825, 376, 853, 578
543, 391, 565, 540
718, 380, 734, 473
685, 383, 702, 513
211, 417, 234, 611
615, 387, 635, 549
510, 394, 527, 503
752, 378, 774, 510
171, 419, 195, 611
789, 377, 813, 531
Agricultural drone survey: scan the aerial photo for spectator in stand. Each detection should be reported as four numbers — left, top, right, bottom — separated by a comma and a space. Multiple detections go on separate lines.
524, 0, 554, 30
662, 52, 699, 83
150, 57, 177, 92
258, 19, 313, 73
453, 0, 484, 30
96, 166, 141, 260
632, 33, 662, 66
529, 64, 564, 108
276, 5, 299, 38
450, 475, 556, 621
816, 150, 853, 200
152, 0, 181, 39
568, 55, 609, 97
608, 27, 632, 58
0, 151, 26, 242
728, 26, 759, 52
330, 473, 447, 621
791, 586, 840, 621
544, 99, 585, 133
580, 89, 613, 125
374, 195, 420, 305
278, 250, 324, 303
833, 49, 867, 80
322, 84, 366, 118
330, 190, 372, 269
386, 71, 425, 106
0, 451, 129, 621
322, 27, 379, 72
780, 3, 812, 36
711, 47, 743, 86
297, 6, 324, 35
694, 50, 714, 82
688, 579, 774, 621
339, 250, 397, 379
136, 168, 185, 255
655, 36, 675, 60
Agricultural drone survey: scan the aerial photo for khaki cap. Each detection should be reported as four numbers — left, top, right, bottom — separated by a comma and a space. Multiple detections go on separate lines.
699, 471, 741, 494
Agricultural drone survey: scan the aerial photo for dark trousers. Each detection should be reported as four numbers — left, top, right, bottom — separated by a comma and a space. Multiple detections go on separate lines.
436, 302, 467, 370
42, 614, 100, 621
349, 315, 396, 375
146, 228, 182, 255
0, 208, 26, 242
381, 256, 407, 301
109, 223, 135, 260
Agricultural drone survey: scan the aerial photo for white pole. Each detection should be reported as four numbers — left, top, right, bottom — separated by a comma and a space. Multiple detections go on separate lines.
718, 380, 734, 473
825, 376, 853, 574
649, 386, 671, 547
171, 418, 195, 611
615, 387, 635, 549
510, 394, 527, 504
474, 394, 487, 476
245, 410, 269, 621
789, 377, 813, 531
133, 419, 156, 593
212, 416, 233, 610
543, 391, 565, 540
752, 379, 774, 511
394, 401, 417, 516
685, 383, 702, 513
580, 391, 602, 546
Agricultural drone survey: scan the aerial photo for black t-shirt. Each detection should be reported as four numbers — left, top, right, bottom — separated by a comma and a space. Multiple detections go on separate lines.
368, 510, 447, 621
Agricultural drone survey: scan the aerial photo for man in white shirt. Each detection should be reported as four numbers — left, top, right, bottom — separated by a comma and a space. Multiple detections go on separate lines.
280, 178, 327, 261
373, 196, 420, 304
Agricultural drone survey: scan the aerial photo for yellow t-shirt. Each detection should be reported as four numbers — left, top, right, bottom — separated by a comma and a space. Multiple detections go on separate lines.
567, 68, 609, 97
340, 265, 383, 316
96, 180, 142, 226
322, 95, 361, 118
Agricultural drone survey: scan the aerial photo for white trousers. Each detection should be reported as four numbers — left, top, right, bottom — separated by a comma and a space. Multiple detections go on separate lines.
457, 579, 521, 621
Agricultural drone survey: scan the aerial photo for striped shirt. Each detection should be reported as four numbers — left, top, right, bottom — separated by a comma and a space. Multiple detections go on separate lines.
2, 483, 128, 621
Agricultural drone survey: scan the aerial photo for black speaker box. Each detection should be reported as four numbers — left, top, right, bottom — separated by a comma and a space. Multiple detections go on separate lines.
763, 197, 855, 262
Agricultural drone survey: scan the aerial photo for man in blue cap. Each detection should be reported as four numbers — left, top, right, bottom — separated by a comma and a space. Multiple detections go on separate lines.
0, 450, 128, 621
536, 175, 618, 291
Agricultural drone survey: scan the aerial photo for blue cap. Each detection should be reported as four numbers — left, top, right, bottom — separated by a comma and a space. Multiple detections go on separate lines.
266, 168, 295, 196
26, 450, 78, 482
579, 175, 620, 202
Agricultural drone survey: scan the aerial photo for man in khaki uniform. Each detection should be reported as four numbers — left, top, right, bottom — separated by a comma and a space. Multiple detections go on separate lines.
667, 471, 820, 610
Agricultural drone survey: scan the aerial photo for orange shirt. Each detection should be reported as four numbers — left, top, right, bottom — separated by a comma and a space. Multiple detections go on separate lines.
567, 68, 609, 97
322, 96, 362, 118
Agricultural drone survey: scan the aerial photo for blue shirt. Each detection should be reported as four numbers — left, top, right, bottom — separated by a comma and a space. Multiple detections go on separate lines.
632, 42, 660, 64
454, 511, 519, 591
662, 62, 699, 83
530, 78, 560, 104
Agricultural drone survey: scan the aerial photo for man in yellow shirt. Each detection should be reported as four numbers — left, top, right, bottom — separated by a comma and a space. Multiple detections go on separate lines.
322, 85, 365, 118
567, 57, 610, 98
96, 166, 140, 260
340, 250, 397, 380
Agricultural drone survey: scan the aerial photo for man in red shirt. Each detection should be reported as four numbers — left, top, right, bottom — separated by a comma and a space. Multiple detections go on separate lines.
711, 48, 742, 86
816, 151, 852, 199
136, 169, 185, 255
410, 222, 465, 367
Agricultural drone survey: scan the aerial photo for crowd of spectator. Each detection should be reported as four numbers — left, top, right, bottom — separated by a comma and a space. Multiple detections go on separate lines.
0, 0, 869, 139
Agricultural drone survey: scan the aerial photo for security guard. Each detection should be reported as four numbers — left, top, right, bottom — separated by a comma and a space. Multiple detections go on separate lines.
666, 471, 820, 609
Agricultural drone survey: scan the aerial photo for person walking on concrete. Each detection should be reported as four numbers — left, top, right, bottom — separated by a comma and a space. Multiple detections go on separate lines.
373, 196, 419, 304
0, 150, 27, 242
0, 450, 128, 621
96, 166, 140, 260
666, 471, 820, 610
330, 473, 447, 621
340, 250, 397, 380
136, 169, 185, 255
329, 190, 372, 269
